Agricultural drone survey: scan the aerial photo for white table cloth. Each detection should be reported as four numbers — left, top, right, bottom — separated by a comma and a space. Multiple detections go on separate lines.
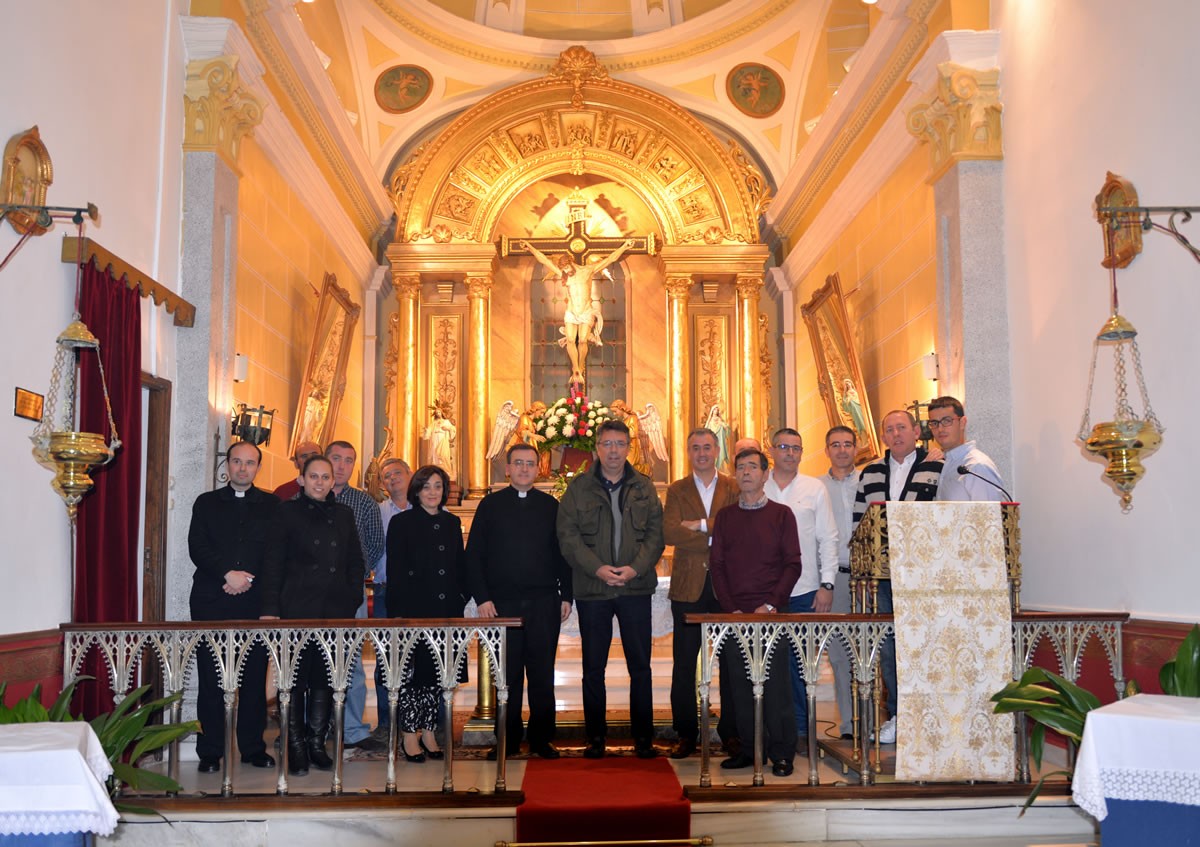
1072, 693, 1200, 820
0, 723, 119, 836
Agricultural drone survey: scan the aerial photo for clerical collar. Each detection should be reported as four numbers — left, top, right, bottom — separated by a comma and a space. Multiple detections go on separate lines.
739, 492, 769, 510
517, 489, 528, 498
234, 489, 246, 498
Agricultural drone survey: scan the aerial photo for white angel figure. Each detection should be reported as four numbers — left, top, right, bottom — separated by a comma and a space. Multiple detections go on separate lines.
638, 402, 669, 463
484, 400, 519, 460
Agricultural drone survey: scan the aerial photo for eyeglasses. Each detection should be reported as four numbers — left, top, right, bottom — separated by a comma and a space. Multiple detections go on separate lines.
597, 440, 628, 449
510, 460, 538, 468
773, 444, 802, 453
927, 415, 961, 429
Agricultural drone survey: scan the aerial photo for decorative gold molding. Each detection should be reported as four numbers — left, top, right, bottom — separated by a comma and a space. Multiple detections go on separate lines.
695, 316, 728, 415
394, 274, 422, 299
391, 47, 764, 248
183, 56, 264, 170
61, 237, 196, 327
664, 275, 692, 300
907, 63, 1003, 183
2, 126, 53, 235
431, 315, 461, 413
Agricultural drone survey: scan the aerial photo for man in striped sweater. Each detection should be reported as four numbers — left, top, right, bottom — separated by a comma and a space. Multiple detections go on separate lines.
851, 410, 943, 745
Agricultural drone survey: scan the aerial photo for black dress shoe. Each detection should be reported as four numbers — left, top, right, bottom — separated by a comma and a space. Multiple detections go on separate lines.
420, 739, 444, 760
582, 738, 606, 759
240, 751, 276, 769
402, 747, 426, 764
197, 757, 220, 774
721, 736, 743, 757
486, 745, 519, 760
772, 759, 794, 777
668, 738, 697, 759
634, 739, 659, 759
720, 753, 753, 770
529, 742, 560, 760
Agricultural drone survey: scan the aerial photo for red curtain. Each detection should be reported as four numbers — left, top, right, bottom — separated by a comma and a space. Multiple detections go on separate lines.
74, 259, 142, 718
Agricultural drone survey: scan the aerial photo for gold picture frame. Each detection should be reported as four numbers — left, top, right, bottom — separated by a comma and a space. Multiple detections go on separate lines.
800, 273, 880, 463
1, 126, 54, 235
288, 273, 361, 457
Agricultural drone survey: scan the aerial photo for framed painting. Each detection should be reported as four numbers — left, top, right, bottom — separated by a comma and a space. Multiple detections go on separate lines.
374, 65, 432, 114
800, 273, 879, 463
726, 63, 785, 118
289, 273, 361, 457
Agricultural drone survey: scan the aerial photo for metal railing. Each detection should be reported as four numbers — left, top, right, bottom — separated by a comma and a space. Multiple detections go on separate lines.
61, 618, 522, 797
686, 611, 1127, 788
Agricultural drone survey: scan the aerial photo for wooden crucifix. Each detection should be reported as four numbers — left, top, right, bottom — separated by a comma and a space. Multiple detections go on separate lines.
497, 194, 658, 387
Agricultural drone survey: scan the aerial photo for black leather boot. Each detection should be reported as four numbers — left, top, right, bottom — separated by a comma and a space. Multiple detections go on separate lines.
287, 688, 309, 776
306, 687, 335, 771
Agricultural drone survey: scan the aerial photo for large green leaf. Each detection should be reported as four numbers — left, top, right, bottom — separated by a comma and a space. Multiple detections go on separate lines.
116, 763, 183, 793
1039, 669, 1100, 714
47, 678, 86, 722
1171, 625, 1200, 697
1030, 722, 1045, 768
1161, 660, 1179, 696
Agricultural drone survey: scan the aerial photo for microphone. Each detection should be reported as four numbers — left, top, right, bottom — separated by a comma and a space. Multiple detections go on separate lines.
957, 465, 1013, 501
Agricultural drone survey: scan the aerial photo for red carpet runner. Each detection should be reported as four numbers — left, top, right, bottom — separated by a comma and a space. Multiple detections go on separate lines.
517, 757, 691, 842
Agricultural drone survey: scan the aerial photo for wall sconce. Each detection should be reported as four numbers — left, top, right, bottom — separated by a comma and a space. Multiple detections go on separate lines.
1078, 173, 1199, 512
233, 353, 248, 383
232, 403, 274, 446
921, 352, 939, 382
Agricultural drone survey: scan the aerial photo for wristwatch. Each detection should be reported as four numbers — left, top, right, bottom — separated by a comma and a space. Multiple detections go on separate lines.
764, 603, 776, 612
820, 582, 835, 591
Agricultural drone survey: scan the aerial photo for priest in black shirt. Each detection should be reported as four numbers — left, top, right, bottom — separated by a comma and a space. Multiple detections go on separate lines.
467, 443, 572, 759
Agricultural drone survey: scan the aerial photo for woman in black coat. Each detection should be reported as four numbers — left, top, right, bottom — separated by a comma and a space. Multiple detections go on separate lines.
259, 455, 364, 776
385, 464, 467, 762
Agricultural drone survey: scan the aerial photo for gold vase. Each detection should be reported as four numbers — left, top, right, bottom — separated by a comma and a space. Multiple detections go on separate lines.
1084, 420, 1162, 510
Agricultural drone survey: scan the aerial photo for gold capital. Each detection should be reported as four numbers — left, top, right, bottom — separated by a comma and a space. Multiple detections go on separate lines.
907, 63, 1003, 183
665, 276, 693, 300
465, 275, 494, 300
735, 276, 763, 300
183, 56, 263, 170
394, 274, 422, 301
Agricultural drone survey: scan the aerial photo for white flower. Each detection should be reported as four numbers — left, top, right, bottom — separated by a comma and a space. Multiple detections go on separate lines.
545, 426, 557, 438
566, 413, 577, 423
598, 406, 608, 414
585, 428, 593, 437
588, 410, 596, 419
564, 427, 575, 437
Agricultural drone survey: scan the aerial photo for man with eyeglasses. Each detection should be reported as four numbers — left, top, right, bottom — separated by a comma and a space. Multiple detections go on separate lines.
852, 410, 943, 745
928, 396, 1007, 501
764, 428, 839, 751
468, 443, 572, 760
557, 419, 665, 760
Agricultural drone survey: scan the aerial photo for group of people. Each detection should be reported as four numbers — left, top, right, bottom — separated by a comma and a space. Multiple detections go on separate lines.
188, 393, 1004, 779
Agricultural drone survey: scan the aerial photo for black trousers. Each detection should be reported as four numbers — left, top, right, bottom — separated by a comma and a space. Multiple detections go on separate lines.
729, 641, 796, 763
670, 574, 738, 743
576, 594, 653, 742
195, 641, 268, 760
493, 591, 562, 746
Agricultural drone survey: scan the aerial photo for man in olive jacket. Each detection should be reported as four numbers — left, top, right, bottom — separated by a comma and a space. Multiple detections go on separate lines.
557, 419, 665, 759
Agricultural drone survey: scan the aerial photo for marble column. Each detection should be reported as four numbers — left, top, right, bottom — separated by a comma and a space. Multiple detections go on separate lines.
735, 275, 765, 447
465, 275, 493, 498
392, 275, 422, 473
663, 275, 692, 481
907, 33, 1012, 484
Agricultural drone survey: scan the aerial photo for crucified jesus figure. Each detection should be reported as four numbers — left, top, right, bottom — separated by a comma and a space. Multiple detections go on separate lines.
522, 239, 634, 385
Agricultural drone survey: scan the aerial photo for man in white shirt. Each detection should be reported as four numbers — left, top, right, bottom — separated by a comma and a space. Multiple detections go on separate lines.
929, 396, 1008, 501
764, 428, 839, 748
369, 457, 411, 742
821, 426, 860, 740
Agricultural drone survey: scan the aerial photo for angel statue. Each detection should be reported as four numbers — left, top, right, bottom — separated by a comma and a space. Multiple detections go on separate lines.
638, 402, 669, 476
703, 404, 731, 472
522, 238, 635, 386
485, 400, 520, 460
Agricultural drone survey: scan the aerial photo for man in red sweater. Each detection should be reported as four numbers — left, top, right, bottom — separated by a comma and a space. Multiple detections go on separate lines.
709, 447, 803, 777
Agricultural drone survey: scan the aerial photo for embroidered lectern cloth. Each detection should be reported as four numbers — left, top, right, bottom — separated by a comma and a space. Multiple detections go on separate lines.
889, 501, 1015, 782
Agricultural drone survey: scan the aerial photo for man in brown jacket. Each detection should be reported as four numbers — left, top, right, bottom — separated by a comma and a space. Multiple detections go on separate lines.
663, 427, 740, 758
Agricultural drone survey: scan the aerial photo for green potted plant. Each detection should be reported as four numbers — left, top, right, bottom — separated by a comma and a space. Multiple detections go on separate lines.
0, 677, 198, 814
991, 624, 1200, 813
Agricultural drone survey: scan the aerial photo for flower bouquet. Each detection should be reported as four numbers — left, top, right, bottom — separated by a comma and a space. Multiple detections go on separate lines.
532, 390, 612, 473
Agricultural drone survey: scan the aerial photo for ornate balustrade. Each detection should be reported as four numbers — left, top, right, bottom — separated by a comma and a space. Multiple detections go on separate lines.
60, 618, 521, 798
686, 611, 1127, 788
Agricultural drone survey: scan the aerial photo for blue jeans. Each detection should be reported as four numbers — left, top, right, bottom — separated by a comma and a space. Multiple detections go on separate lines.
343, 592, 371, 743
876, 580, 897, 719
371, 586, 389, 728
787, 591, 816, 736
